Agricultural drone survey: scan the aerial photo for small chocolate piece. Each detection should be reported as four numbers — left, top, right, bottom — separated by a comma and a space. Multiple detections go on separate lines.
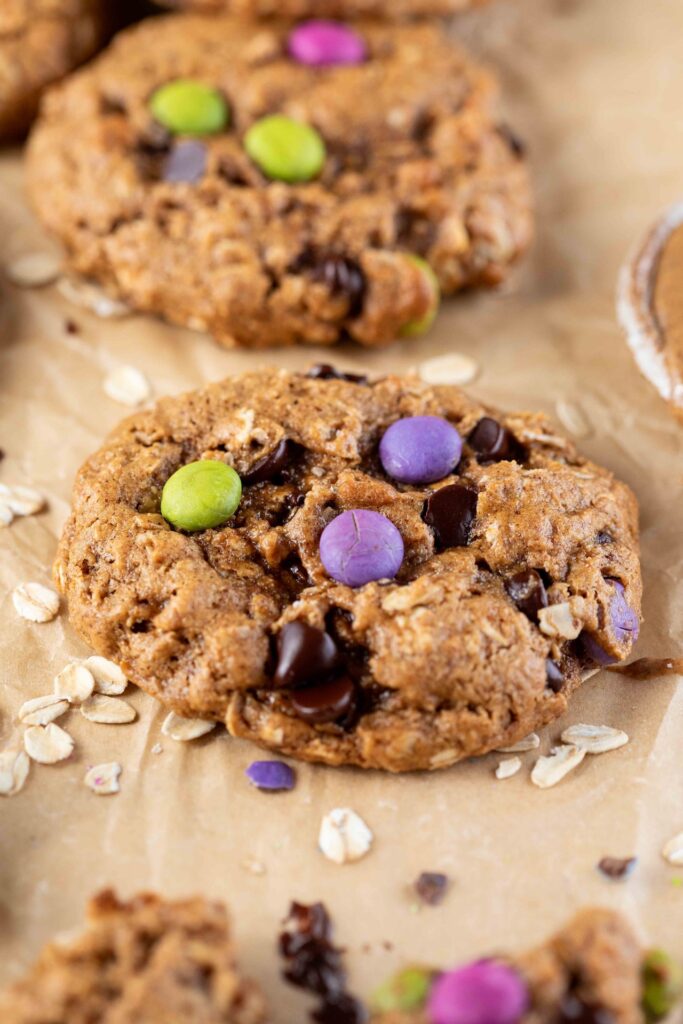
423, 483, 478, 549
597, 856, 637, 880
557, 994, 614, 1024
292, 250, 367, 318
468, 417, 525, 464
243, 439, 300, 485
546, 659, 565, 693
312, 992, 367, 1024
65, 318, 80, 335
497, 123, 527, 158
595, 531, 613, 545
506, 568, 549, 620
414, 872, 449, 906
290, 676, 357, 724
306, 364, 369, 384
274, 621, 339, 688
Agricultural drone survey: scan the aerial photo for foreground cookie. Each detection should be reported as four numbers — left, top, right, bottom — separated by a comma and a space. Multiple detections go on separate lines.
0, 891, 266, 1023
157, 0, 488, 18
55, 368, 641, 772
0, 0, 106, 139
27, 15, 531, 349
370, 908, 681, 1024
618, 201, 683, 422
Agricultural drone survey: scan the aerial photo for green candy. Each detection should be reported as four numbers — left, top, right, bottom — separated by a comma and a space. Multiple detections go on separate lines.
370, 967, 434, 1013
642, 950, 683, 1023
161, 460, 242, 532
400, 255, 441, 338
150, 79, 229, 136
244, 114, 326, 183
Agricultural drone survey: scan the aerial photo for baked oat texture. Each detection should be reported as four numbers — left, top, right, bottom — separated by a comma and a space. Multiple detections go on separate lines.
0, 0, 105, 139
0, 890, 267, 1024
372, 908, 646, 1024
26, 14, 532, 349
156, 0, 488, 18
55, 368, 641, 773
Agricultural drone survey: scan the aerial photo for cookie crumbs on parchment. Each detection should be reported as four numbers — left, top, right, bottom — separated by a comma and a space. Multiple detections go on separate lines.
598, 856, 637, 880
414, 872, 449, 906
241, 857, 267, 876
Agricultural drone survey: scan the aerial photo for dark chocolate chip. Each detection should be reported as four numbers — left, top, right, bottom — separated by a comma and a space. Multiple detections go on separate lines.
394, 206, 437, 254
65, 318, 80, 335
312, 993, 367, 1024
597, 856, 637, 880
243, 439, 300, 486
557, 994, 614, 1024
291, 250, 366, 318
290, 675, 356, 725
306, 364, 368, 384
282, 554, 310, 590
546, 659, 565, 693
506, 569, 549, 620
163, 140, 207, 184
497, 123, 527, 158
423, 483, 478, 549
274, 621, 339, 689
414, 872, 449, 906
468, 417, 525, 464
280, 902, 343, 996
595, 531, 613, 545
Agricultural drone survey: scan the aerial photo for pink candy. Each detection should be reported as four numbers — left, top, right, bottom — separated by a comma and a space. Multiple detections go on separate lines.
427, 961, 528, 1024
288, 20, 367, 67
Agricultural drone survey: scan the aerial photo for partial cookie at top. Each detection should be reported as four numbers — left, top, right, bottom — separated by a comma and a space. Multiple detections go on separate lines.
0, 890, 267, 1023
156, 0, 489, 18
26, 14, 532, 349
0, 0, 106, 139
55, 368, 641, 773
618, 201, 683, 422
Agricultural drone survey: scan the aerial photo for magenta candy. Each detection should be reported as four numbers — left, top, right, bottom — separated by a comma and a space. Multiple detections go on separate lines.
319, 509, 404, 588
288, 20, 367, 67
380, 416, 463, 485
427, 961, 529, 1024
581, 579, 640, 665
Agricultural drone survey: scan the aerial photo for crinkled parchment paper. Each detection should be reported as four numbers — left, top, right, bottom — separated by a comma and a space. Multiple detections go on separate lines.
1, 0, 683, 1019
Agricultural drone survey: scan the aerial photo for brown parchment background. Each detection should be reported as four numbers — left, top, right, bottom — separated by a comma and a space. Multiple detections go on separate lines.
1, 0, 683, 1018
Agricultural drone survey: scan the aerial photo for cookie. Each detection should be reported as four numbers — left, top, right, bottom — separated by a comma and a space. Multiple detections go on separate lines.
0, 0, 106, 139
156, 0, 488, 18
617, 201, 683, 422
370, 909, 666, 1024
26, 15, 532, 350
55, 368, 641, 773
0, 890, 267, 1023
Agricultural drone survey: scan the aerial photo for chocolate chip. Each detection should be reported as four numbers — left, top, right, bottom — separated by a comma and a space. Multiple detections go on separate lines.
290, 675, 357, 725
557, 994, 614, 1024
597, 856, 637, 880
306, 364, 369, 384
394, 206, 437, 254
546, 659, 565, 693
423, 483, 478, 549
414, 872, 449, 906
468, 417, 525, 464
163, 140, 207, 184
595, 531, 613, 545
506, 569, 549, 620
243, 439, 300, 486
282, 553, 310, 590
291, 250, 366, 318
65, 318, 80, 335
274, 622, 339, 688
312, 993, 367, 1024
497, 123, 527, 158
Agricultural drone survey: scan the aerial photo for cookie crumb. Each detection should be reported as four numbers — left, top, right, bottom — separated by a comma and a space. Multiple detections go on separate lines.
84, 762, 122, 795
151, 743, 163, 755
12, 582, 60, 623
319, 808, 373, 865
598, 856, 637, 880
241, 857, 266, 876
414, 872, 449, 906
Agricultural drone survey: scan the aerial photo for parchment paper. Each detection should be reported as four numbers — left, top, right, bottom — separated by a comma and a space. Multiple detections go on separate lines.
1, 0, 683, 1019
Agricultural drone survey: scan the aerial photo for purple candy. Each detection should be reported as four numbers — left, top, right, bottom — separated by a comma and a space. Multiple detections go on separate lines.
245, 760, 296, 791
379, 416, 463, 485
428, 961, 529, 1024
319, 509, 404, 588
581, 580, 640, 665
163, 140, 207, 184
288, 20, 367, 67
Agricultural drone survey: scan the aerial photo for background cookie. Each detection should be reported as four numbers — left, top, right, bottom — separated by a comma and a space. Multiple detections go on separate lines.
26, 14, 532, 349
0, 890, 267, 1023
0, 0, 106, 139
155, 0, 489, 18
55, 369, 641, 773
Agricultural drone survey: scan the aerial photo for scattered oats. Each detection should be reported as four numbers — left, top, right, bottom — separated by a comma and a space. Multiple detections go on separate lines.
662, 833, 683, 867
84, 762, 121, 795
57, 276, 130, 318
561, 724, 629, 754
538, 602, 582, 640
496, 756, 522, 780
19, 695, 69, 726
0, 502, 13, 527
83, 656, 127, 696
161, 712, 216, 742
12, 582, 60, 623
418, 352, 479, 387
555, 398, 592, 439
54, 663, 95, 704
242, 857, 266, 876
0, 750, 30, 796
6, 251, 61, 288
151, 743, 163, 755
81, 694, 136, 724
24, 723, 74, 764
319, 808, 373, 865
103, 365, 151, 407
0, 483, 45, 516
497, 733, 540, 753
531, 744, 586, 789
